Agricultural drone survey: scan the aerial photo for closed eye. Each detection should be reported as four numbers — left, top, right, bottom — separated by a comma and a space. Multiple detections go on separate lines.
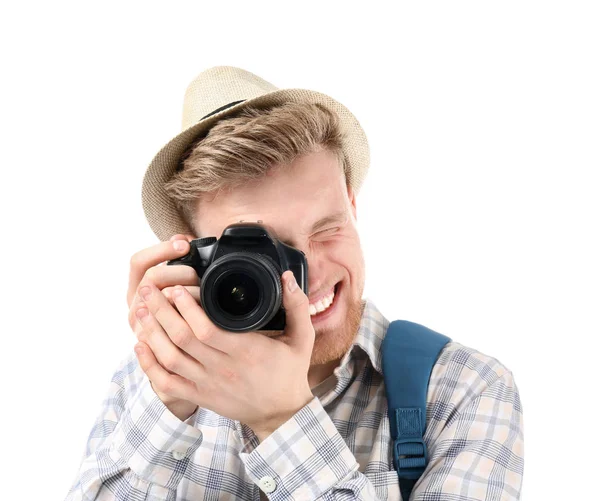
314, 227, 340, 238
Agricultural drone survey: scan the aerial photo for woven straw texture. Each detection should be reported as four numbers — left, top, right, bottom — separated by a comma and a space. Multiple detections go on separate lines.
142, 66, 370, 241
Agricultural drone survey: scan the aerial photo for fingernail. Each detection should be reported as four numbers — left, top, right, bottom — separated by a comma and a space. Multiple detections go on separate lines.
287, 272, 298, 292
173, 240, 188, 252
139, 286, 151, 301
173, 287, 183, 298
136, 307, 149, 321
134, 344, 144, 355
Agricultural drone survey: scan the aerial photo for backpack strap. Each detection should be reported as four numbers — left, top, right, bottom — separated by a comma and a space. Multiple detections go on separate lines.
381, 320, 451, 500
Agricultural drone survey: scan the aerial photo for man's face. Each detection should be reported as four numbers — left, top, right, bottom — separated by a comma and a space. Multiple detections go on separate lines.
194, 149, 366, 367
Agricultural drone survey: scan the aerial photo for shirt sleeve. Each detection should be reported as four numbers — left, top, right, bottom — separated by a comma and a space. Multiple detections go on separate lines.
412, 345, 525, 500
239, 397, 390, 500
64, 351, 204, 501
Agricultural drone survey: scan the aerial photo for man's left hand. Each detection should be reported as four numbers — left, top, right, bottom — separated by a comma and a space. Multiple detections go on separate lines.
133, 270, 315, 439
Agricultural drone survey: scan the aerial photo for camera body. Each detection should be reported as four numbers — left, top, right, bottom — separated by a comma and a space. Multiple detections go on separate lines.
167, 222, 308, 332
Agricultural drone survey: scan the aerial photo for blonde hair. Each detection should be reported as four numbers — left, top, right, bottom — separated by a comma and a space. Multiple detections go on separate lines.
164, 102, 347, 232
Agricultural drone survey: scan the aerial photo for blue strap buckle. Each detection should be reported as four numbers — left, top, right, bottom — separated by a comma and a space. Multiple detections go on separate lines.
393, 437, 428, 478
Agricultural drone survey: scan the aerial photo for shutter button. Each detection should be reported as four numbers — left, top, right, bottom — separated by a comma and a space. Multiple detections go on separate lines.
258, 476, 277, 493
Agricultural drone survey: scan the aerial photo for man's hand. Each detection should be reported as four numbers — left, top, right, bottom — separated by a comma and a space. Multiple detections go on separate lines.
127, 233, 200, 421
127, 233, 198, 310
133, 270, 316, 439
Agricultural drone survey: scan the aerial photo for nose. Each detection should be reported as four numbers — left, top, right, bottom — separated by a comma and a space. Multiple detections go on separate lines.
302, 249, 328, 296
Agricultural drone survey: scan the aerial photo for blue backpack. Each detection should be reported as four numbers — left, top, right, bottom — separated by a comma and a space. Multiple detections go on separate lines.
381, 320, 451, 500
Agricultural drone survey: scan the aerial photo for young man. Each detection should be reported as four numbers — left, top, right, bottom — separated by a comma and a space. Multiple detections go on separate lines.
66, 67, 524, 500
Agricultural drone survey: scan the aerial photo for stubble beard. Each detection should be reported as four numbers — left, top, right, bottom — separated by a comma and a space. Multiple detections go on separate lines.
309, 294, 365, 367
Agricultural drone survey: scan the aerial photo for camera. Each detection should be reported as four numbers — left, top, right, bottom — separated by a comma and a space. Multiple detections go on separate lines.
167, 222, 308, 332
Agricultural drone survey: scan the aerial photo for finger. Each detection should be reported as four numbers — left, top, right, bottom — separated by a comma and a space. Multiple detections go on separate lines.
134, 341, 199, 402
280, 271, 315, 352
128, 293, 147, 331
129, 270, 199, 331
138, 282, 230, 363
128, 258, 199, 329
135, 303, 207, 382
170, 285, 243, 355
163, 285, 201, 305
169, 233, 196, 242
144, 264, 199, 291
131, 310, 183, 376
127, 238, 193, 307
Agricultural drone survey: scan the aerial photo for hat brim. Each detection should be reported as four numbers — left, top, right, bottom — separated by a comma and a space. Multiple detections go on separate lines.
142, 87, 370, 241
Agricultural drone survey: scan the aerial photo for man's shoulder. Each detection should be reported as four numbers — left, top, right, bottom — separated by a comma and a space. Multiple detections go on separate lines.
422, 340, 522, 452
429, 341, 516, 407
435, 341, 512, 382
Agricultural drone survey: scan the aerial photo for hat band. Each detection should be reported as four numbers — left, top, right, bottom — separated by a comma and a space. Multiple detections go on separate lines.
200, 99, 246, 120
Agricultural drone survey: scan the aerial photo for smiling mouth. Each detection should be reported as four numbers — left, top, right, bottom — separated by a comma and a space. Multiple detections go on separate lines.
309, 283, 339, 317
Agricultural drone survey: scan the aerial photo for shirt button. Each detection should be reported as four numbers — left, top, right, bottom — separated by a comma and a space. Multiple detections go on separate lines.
171, 450, 187, 460
258, 476, 277, 493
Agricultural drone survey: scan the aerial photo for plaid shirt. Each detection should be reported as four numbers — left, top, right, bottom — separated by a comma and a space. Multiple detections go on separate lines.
66, 299, 524, 500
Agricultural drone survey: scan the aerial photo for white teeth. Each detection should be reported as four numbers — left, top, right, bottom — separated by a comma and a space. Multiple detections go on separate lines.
309, 289, 335, 316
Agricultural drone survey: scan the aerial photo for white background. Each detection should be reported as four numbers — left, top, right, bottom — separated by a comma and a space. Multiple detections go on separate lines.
1, 1, 598, 500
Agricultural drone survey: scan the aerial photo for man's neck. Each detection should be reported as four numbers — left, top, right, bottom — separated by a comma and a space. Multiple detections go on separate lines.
308, 358, 342, 389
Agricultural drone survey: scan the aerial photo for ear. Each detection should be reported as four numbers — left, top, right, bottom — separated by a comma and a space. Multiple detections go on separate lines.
347, 184, 357, 220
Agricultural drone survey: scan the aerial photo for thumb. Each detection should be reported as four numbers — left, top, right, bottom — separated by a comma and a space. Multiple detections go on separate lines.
280, 270, 315, 352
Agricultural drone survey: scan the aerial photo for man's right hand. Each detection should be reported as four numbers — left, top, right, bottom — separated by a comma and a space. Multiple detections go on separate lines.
127, 233, 201, 422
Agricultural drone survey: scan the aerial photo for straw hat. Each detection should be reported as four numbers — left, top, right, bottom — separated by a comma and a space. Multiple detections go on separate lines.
141, 66, 370, 241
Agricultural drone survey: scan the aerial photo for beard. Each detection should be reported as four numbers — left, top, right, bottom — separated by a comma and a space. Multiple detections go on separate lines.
309, 295, 365, 367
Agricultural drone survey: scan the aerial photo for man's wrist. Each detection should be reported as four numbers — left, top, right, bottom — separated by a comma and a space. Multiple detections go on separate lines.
251, 393, 314, 442
167, 401, 199, 422
252, 414, 294, 442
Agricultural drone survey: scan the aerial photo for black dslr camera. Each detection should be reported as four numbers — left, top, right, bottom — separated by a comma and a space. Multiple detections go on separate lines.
167, 223, 308, 332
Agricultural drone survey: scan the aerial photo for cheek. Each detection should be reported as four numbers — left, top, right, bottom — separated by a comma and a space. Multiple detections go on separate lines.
333, 234, 363, 260
309, 233, 364, 273
328, 240, 365, 276
339, 240, 365, 287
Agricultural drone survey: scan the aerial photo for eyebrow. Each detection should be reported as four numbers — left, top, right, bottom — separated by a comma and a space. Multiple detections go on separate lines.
310, 210, 349, 233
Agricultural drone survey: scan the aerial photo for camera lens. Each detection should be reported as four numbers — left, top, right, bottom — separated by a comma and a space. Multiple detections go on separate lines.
216, 272, 260, 317
201, 252, 283, 332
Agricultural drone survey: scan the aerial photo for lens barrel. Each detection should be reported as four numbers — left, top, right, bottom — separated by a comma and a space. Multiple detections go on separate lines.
200, 252, 282, 332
